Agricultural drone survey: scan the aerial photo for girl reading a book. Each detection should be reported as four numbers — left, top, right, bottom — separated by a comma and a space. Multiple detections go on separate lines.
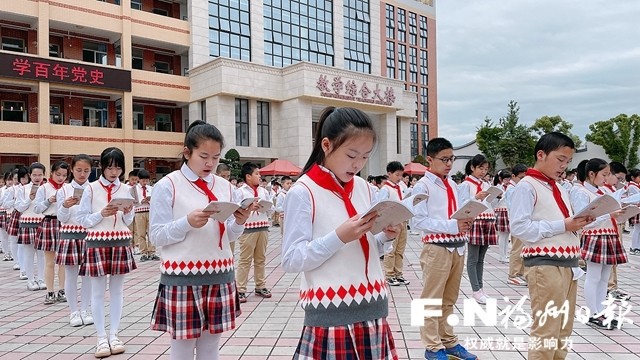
149, 120, 253, 360
570, 158, 627, 329
77, 147, 136, 358
282, 107, 400, 359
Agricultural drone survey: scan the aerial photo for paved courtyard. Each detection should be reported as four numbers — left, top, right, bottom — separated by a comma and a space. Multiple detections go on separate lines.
1, 227, 640, 359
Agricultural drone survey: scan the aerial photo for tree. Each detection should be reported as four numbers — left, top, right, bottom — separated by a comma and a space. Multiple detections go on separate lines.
496, 100, 536, 168
530, 115, 582, 148
412, 154, 428, 166
475, 117, 501, 170
221, 148, 242, 179
585, 114, 640, 168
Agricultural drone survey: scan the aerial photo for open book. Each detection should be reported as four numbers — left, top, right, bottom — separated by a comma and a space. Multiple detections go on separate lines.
451, 200, 488, 220
108, 197, 135, 212
361, 199, 416, 234
73, 187, 84, 199
614, 205, 640, 224
573, 194, 620, 219
255, 199, 274, 213
484, 186, 504, 203
401, 193, 428, 208
29, 184, 39, 197
202, 197, 259, 222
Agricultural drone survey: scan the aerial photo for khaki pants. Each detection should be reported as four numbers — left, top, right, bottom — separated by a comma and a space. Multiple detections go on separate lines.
384, 222, 407, 278
509, 236, 527, 278
128, 218, 136, 247
235, 230, 268, 293
419, 244, 464, 351
608, 264, 617, 291
135, 212, 154, 256
526, 266, 577, 360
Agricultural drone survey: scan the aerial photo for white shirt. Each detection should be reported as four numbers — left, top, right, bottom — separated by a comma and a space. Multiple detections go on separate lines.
569, 182, 614, 229
57, 180, 89, 223
150, 163, 244, 247
509, 180, 566, 243
76, 177, 134, 229
281, 171, 392, 273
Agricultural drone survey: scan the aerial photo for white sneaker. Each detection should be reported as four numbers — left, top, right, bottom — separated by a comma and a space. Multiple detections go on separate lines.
12, 263, 20, 270
69, 311, 83, 327
472, 290, 487, 305
481, 288, 491, 299
37, 279, 47, 290
27, 280, 39, 291
81, 310, 94, 325
133, 247, 141, 255
19, 271, 28, 280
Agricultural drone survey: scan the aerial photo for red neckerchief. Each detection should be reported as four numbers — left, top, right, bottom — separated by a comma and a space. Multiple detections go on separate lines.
100, 182, 115, 202
604, 184, 616, 193
248, 185, 259, 197
142, 185, 147, 199
526, 169, 570, 218
193, 178, 225, 250
385, 181, 403, 199
465, 176, 483, 193
427, 170, 458, 218
49, 179, 63, 191
307, 164, 370, 281
502, 183, 508, 191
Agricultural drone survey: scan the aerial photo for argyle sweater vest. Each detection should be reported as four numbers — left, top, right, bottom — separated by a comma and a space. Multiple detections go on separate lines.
134, 184, 152, 213
237, 185, 270, 231
295, 175, 388, 327
382, 182, 403, 201
84, 181, 132, 247
519, 177, 580, 267
573, 185, 618, 236
58, 184, 87, 239
19, 184, 44, 228
416, 176, 469, 247
41, 182, 59, 216
158, 171, 235, 286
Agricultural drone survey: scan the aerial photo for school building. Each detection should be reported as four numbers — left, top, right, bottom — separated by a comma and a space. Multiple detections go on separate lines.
0, 0, 437, 178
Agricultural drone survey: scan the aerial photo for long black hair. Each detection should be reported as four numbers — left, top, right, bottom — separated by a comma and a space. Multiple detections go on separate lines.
183, 120, 225, 163
576, 158, 608, 183
302, 107, 376, 174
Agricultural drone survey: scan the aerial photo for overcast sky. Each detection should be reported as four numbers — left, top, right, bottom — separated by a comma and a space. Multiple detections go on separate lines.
436, 0, 640, 146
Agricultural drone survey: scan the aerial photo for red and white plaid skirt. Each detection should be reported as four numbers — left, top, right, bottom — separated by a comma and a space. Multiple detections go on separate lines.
17, 226, 39, 245
151, 281, 240, 340
494, 209, 510, 233
7, 210, 21, 237
79, 245, 137, 277
468, 218, 498, 246
56, 237, 87, 266
0, 212, 7, 230
581, 234, 628, 265
35, 217, 59, 252
294, 318, 397, 360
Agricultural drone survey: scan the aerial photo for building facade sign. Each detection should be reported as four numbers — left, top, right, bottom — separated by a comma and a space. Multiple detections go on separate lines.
316, 74, 396, 106
0, 53, 132, 92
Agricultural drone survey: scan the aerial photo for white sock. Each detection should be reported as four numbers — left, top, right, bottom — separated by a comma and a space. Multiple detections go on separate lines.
0, 229, 9, 255
109, 275, 126, 339
36, 250, 44, 281
91, 276, 108, 338
584, 261, 612, 315
632, 226, 640, 249
9, 235, 19, 265
171, 338, 196, 360
22, 244, 35, 280
498, 231, 509, 259
80, 276, 92, 311
195, 332, 221, 360
64, 265, 79, 313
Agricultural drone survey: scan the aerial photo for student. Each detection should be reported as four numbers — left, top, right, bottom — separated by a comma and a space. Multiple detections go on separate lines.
6, 167, 28, 276
127, 170, 139, 252
150, 120, 252, 360
77, 147, 136, 358
134, 169, 156, 262
505, 164, 529, 286
34, 160, 69, 304
377, 161, 410, 286
16, 162, 47, 291
57, 154, 94, 327
606, 162, 631, 300
493, 169, 512, 264
0, 172, 11, 261
275, 176, 292, 235
458, 154, 497, 304
235, 162, 273, 303
570, 159, 626, 329
270, 180, 281, 227
411, 138, 477, 360
510, 132, 593, 360
216, 163, 231, 181
627, 169, 640, 254
282, 107, 400, 359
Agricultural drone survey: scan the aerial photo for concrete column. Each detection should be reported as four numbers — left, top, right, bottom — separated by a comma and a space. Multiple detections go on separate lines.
277, 98, 312, 168
333, 0, 345, 69
122, 92, 134, 174
37, 82, 51, 167
120, 0, 132, 69
37, 1, 49, 56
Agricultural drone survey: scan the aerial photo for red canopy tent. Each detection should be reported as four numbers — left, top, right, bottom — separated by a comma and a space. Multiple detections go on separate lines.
403, 162, 428, 176
260, 159, 303, 176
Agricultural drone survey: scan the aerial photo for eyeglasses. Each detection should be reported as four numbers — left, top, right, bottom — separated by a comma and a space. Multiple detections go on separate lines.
432, 156, 456, 164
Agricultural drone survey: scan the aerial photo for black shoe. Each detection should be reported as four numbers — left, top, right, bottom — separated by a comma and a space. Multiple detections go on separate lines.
57, 289, 67, 303
588, 316, 614, 330
395, 276, 410, 285
44, 292, 56, 305
140, 255, 149, 262
151, 254, 160, 261
386, 277, 400, 286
